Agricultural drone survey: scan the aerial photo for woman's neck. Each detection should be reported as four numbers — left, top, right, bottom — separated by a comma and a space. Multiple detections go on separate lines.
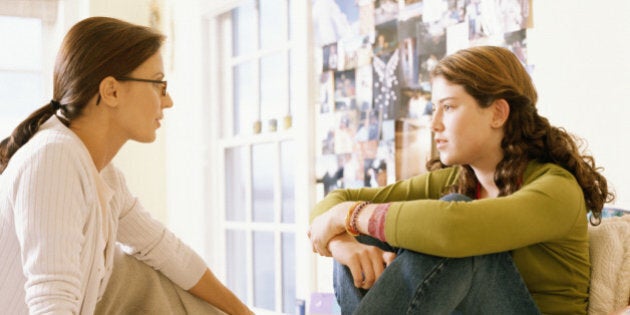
70, 114, 125, 172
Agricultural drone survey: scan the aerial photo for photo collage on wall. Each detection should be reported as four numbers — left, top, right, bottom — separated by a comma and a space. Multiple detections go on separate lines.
312, 0, 533, 197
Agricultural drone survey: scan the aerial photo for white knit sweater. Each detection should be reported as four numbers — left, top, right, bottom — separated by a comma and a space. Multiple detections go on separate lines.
0, 116, 207, 314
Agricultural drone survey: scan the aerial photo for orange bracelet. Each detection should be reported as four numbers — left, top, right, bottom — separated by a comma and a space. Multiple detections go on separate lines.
345, 201, 369, 236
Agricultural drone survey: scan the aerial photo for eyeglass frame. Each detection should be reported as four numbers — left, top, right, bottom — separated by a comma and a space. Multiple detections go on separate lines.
115, 76, 168, 96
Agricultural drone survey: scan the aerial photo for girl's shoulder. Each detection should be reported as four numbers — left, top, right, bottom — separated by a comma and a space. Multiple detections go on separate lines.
524, 161, 577, 182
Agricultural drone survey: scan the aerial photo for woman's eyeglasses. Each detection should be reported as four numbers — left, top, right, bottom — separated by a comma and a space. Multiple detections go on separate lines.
116, 76, 168, 96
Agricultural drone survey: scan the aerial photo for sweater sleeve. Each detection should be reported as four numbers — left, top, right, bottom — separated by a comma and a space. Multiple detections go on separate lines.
13, 142, 90, 315
385, 163, 587, 257
309, 167, 459, 222
109, 167, 206, 290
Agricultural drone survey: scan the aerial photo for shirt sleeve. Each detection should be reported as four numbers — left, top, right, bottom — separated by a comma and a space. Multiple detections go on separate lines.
310, 163, 587, 258
309, 167, 458, 222
385, 164, 587, 257
13, 142, 90, 314
110, 167, 206, 290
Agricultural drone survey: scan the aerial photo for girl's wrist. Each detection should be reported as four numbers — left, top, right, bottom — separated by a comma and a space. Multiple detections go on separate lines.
357, 204, 376, 234
333, 202, 355, 231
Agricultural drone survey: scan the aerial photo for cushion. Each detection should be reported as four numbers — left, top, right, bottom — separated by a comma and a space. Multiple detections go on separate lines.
588, 214, 630, 314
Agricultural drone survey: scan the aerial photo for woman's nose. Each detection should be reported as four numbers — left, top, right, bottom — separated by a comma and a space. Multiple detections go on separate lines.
163, 93, 174, 109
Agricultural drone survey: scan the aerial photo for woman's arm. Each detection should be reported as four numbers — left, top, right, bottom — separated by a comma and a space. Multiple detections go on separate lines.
13, 143, 89, 313
188, 269, 253, 315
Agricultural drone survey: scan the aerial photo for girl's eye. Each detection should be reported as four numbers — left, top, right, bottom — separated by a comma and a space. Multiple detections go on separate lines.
443, 104, 452, 111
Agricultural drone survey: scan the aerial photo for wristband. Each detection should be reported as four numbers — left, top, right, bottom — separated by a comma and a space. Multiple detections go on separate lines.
345, 201, 370, 236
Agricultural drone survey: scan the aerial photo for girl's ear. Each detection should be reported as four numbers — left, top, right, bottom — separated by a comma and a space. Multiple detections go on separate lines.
491, 99, 510, 128
99, 76, 119, 108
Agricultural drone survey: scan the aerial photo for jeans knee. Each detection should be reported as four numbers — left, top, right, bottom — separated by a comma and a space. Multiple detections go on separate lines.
440, 193, 473, 202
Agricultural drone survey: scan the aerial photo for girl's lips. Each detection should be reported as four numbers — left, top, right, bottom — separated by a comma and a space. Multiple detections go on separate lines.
435, 138, 446, 149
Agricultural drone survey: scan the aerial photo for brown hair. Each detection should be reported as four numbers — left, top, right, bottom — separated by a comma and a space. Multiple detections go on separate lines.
428, 46, 613, 223
0, 16, 164, 173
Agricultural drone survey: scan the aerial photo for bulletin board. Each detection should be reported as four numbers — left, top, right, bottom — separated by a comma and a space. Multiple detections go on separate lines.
312, 0, 533, 197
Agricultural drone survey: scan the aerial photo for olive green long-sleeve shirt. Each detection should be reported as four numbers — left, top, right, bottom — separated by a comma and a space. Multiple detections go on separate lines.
311, 162, 589, 314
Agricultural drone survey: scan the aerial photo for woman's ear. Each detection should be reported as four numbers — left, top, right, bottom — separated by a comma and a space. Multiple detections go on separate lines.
99, 76, 119, 107
491, 99, 510, 128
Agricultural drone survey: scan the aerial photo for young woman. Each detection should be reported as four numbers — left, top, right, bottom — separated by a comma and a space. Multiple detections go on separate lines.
0, 17, 252, 315
308, 46, 613, 314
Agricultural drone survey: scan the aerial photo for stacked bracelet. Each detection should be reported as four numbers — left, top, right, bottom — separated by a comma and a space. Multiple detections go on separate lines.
345, 201, 370, 236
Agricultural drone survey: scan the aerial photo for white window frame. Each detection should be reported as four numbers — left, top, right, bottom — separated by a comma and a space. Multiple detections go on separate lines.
201, 1, 317, 314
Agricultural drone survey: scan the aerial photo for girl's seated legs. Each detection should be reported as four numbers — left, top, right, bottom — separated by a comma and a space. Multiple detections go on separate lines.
333, 194, 540, 315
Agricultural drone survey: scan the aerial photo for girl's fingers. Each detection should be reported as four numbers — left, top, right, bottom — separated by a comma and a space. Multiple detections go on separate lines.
358, 257, 376, 289
382, 251, 397, 266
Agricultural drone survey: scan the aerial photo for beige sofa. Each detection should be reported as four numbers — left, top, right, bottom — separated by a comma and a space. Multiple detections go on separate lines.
588, 214, 630, 314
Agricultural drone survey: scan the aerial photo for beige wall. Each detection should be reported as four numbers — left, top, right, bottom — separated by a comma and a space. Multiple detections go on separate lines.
529, 0, 630, 208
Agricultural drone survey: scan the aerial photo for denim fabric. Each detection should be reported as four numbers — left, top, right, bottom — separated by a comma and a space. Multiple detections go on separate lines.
333, 194, 541, 315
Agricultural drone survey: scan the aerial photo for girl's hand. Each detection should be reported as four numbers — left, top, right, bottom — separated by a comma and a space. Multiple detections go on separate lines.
609, 305, 630, 315
308, 202, 355, 256
329, 234, 396, 290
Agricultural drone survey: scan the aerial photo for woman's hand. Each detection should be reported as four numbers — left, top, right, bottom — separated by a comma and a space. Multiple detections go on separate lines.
329, 234, 397, 290
308, 201, 355, 256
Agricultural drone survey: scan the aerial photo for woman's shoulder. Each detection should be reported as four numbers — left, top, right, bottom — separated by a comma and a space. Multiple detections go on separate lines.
4, 118, 91, 178
425, 166, 460, 183
522, 161, 583, 198
524, 161, 577, 181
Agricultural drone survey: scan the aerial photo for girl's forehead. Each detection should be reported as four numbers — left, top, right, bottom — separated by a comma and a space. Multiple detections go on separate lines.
431, 77, 467, 103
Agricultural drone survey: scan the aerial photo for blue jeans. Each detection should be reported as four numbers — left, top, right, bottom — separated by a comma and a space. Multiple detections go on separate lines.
333, 194, 541, 315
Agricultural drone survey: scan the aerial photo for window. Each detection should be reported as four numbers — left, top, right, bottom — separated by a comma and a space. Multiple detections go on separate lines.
0, 16, 45, 138
0, 1, 62, 139
208, 1, 314, 314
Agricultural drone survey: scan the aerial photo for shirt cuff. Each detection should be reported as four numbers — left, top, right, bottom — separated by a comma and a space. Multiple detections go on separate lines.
368, 203, 390, 242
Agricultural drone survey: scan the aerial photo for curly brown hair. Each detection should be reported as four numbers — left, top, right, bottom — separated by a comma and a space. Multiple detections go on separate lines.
428, 46, 613, 224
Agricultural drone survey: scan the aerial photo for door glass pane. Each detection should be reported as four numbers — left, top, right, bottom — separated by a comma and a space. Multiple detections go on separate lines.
0, 16, 45, 142
253, 231, 275, 310
282, 232, 296, 313
259, 0, 287, 50
233, 61, 257, 135
0, 72, 43, 115
260, 52, 288, 122
280, 141, 294, 223
226, 230, 248, 302
0, 16, 42, 70
225, 146, 248, 221
232, 0, 256, 57
252, 143, 275, 222
288, 0, 293, 42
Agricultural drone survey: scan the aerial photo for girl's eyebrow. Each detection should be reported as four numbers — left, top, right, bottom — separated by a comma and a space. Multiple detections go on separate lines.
433, 96, 456, 104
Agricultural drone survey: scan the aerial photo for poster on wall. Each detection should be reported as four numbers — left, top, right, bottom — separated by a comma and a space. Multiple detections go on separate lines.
313, 0, 534, 198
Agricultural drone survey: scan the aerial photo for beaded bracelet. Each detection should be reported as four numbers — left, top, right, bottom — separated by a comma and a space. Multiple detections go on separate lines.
345, 201, 370, 236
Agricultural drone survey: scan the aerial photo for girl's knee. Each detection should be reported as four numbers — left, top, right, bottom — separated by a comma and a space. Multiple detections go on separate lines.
440, 193, 473, 202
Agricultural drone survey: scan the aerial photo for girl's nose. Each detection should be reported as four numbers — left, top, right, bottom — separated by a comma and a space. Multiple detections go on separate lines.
430, 110, 443, 132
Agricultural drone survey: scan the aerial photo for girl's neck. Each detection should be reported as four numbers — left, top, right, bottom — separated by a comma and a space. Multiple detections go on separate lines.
472, 166, 499, 199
